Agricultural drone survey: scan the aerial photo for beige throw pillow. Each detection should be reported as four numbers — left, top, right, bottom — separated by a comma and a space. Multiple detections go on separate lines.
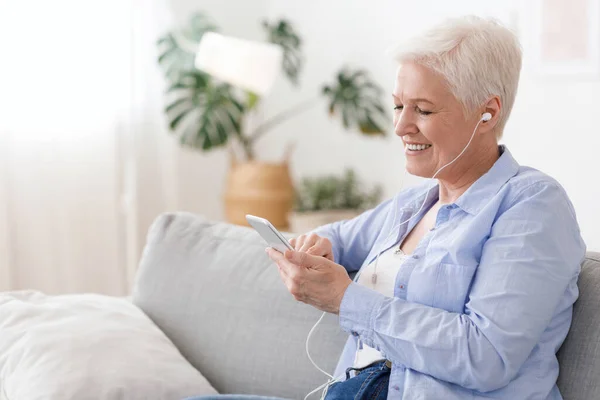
0, 291, 217, 400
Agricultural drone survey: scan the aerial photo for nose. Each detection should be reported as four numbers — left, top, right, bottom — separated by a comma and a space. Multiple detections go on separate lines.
394, 109, 418, 138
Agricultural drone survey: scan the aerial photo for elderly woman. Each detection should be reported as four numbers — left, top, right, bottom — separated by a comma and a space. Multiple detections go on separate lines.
189, 15, 585, 400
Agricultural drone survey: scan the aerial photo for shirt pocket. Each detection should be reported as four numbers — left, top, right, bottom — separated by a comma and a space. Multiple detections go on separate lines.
432, 263, 477, 313
407, 262, 477, 313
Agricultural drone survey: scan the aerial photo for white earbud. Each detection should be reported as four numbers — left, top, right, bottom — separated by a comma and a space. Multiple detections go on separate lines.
482, 112, 492, 122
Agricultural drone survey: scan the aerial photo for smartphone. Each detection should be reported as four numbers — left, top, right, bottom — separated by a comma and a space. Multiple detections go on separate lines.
246, 214, 294, 254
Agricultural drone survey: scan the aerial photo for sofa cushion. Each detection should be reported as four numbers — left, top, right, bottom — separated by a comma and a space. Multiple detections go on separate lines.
557, 252, 600, 400
132, 213, 348, 399
0, 291, 217, 400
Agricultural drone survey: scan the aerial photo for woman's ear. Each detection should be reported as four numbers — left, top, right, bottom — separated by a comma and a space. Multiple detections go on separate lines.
479, 96, 502, 133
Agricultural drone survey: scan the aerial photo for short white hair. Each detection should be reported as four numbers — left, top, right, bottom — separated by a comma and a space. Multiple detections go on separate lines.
393, 16, 522, 137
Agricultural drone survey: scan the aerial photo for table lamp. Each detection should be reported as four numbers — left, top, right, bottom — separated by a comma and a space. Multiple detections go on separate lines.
195, 32, 283, 96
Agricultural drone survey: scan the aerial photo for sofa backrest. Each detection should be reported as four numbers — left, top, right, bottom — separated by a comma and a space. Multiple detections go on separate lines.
557, 252, 600, 400
132, 213, 600, 399
132, 213, 348, 399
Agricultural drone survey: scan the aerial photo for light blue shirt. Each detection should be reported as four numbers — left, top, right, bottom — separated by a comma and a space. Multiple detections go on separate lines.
314, 146, 585, 399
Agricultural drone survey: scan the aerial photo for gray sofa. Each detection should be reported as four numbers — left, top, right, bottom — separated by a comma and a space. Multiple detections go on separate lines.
132, 213, 600, 400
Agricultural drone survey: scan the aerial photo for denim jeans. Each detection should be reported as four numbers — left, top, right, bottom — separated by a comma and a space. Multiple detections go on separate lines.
184, 360, 390, 400
324, 360, 390, 400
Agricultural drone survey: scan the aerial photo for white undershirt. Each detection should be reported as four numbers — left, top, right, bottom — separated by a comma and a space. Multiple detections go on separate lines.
353, 245, 410, 369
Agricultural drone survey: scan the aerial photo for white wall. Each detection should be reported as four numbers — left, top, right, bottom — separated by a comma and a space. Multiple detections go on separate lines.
256, 0, 600, 251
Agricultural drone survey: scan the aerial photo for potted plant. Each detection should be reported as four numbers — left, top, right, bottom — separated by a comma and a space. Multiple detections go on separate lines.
290, 169, 382, 233
157, 13, 388, 229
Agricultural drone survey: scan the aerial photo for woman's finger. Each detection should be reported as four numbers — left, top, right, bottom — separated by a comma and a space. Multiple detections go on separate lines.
299, 233, 318, 252
305, 237, 332, 259
294, 235, 306, 251
307, 243, 327, 257
266, 248, 296, 277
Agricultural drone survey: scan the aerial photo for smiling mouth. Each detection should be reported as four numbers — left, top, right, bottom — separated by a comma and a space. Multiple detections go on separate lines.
405, 143, 432, 151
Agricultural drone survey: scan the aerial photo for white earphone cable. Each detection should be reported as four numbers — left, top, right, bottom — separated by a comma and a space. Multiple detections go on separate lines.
305, 311, 334, 380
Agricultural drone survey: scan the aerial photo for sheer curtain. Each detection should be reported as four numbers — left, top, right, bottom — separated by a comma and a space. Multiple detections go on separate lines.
0, 0, 178, 294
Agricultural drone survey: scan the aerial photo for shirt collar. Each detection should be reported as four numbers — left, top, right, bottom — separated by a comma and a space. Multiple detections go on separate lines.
397, 145, 520, 216
400, 182, 438, 213
454, 145, 520, 215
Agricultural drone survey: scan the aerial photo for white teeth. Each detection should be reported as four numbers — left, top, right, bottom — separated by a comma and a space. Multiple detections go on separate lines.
406, 143, 431, 151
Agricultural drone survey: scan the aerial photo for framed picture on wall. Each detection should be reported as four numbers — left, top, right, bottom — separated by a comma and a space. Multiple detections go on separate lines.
520, 0, 600, 78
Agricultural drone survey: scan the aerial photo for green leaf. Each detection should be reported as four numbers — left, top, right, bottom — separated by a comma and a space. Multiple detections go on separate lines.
370, 102, 386, 115
165, 98, 190, 113
157, 13, 219, 82
167, 82, 191, 92
225, 109, 242, 133
202, 135, 212, 150
180, 124, 198, 146
215, 118, 228, 144
163, 70, 246, 152
358, 114, 385, 135
263, 19, 303, 85
321, 68, 389, 136
169, 107, 194, 130
246, 91, 260, 110
158, 47, 176, 65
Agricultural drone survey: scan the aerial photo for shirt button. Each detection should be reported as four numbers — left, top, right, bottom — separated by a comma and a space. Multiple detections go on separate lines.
412, 255, 420, 260
399, 284, 405, 289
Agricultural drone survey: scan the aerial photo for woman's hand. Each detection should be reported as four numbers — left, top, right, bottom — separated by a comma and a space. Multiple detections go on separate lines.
266, 248, 352, 314
289, 233, 335, 262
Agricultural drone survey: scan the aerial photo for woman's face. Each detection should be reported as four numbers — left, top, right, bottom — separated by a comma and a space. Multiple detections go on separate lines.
393, 62, 492, 180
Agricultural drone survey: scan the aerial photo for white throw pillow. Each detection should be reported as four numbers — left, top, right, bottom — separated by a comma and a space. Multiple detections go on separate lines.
0, 291, 218, 400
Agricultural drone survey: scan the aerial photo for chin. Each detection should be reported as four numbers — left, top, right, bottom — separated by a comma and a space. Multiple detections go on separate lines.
405, 163, 433, 178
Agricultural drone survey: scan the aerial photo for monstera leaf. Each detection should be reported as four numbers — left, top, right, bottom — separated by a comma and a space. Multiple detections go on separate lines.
158, 12, 247, 152
322, 69, 388, 135
157, 13, 218, 82
166, 71, 245, 150
262, 19, 303, 85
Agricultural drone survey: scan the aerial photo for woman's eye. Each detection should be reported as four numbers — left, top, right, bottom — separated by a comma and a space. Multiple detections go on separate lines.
393, 105, 403, 111
416, 107, 432, 115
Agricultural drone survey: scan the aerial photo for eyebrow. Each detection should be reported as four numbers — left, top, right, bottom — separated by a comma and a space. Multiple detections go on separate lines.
392, 94, 435, 105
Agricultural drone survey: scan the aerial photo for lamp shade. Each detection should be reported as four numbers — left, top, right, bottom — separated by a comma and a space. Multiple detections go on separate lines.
195, 32, 283, 96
